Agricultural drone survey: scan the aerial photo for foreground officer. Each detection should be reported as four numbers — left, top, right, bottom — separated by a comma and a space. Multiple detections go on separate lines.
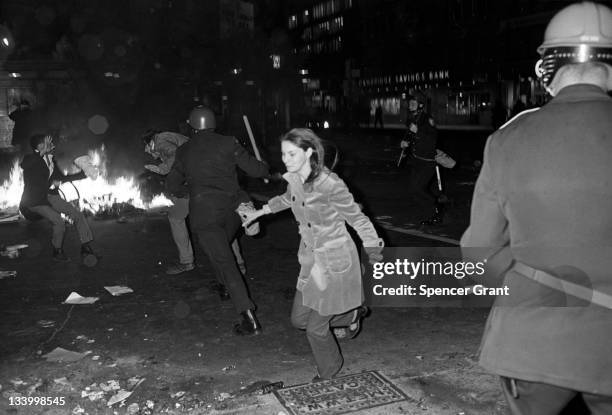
461, 2, 612, 413
166, 106, 269, 335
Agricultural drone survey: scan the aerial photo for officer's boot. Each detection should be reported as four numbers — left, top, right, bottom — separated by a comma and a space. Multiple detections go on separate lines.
233, 309, 262, 336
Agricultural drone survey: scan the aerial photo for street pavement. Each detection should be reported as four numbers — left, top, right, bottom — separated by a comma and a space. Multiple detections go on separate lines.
0, 132, 509, 414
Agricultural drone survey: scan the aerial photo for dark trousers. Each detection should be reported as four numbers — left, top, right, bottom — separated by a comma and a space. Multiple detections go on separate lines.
501, 377, 612, 415
28, 194, 93, 249
409, 159, 438, 220
190, 194, 254, 314
290, 290, 358, 379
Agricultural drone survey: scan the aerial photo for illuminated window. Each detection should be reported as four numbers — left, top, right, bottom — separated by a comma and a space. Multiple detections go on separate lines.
288, 15, 297, 29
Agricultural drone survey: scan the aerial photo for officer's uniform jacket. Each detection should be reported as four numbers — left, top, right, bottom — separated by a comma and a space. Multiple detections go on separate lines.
267, 170, 383, 316
407, 110, 437, 161
461, 84, 612, 395
166, 130, 268, 226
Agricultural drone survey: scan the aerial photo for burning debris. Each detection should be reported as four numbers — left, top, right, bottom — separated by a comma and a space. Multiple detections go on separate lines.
0, 146, 172, 219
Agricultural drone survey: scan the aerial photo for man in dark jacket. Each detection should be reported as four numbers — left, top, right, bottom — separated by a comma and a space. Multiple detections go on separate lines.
461, 2, 612, 413
20, 134, 97, 262
166, 106, 269, 336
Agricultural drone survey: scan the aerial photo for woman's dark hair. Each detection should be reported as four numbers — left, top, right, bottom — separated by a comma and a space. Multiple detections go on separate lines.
29, 134, 47, 151
280, 128, 326, 183
141, 129, 160, 145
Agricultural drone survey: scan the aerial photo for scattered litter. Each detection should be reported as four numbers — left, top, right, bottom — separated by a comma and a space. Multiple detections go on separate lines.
1, 244, 28, 258
104, 285, 134, 296
127, 377, 145, 390
126, 402, 139, 414
53, 377, 72, 390
107, 389, 132, 406
170, 391, 186, 399
81, 384, 105, 401
416, 355, 424, 360
26, 379, 43, 396
9, 378, 26, 387
87, 339, 95, 343
63, 292, 99, 305
216, 392, 232, 402
72, 405, 85, 414
99, 380, 120, 392
0, 270, 17, 279
92, 355, 100, 361
107, 328, 114, 331
146, 400, 155, 409
37, 320, 55, 328
43, 347, 87, 362
222, 364, 236, 372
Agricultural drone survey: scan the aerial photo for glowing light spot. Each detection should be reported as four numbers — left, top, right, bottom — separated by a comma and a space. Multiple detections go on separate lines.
88, 115, 109, 135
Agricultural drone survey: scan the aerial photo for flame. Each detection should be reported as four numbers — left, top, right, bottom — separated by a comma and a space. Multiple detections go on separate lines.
0, 147, 172, 215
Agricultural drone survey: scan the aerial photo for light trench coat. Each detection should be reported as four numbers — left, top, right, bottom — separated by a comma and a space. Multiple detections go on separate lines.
267, 170, 383, 316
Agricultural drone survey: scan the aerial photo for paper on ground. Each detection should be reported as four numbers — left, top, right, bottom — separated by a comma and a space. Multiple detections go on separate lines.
0, 270, 17, 279
64, 292, 99, 304
43, 347, 87, 362
107, 390, 132, 406
104, 286, 134, 296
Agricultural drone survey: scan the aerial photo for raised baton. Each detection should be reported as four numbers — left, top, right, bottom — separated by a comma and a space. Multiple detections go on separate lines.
242, 115, 269, 184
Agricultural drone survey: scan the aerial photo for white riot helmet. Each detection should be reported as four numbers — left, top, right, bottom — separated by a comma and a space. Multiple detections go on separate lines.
535, 2, 612, 87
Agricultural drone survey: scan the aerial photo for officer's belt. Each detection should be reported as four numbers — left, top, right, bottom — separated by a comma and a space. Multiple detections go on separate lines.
514, 262, 612, 309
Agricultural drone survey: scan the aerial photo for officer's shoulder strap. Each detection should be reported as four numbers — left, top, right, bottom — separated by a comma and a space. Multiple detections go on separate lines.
499, 107, 540, 130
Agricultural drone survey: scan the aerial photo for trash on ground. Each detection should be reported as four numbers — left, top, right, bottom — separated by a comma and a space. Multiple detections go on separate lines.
37, 320, 55, 328
216, 392, 232, 402
104, 285, 134, 296
9, 378, 26, 387
63, 292, 99, 304
170, 391, 186, 399
126, 402, 139, 414
72, 404, 85, 414
81, 384, 105, 401
92, 355, 100, 361
43, 347, 88, 362
53, 377, 73, 390
107, 389, 132, 406
0, 270, 17, 279
222, 364, 236, 372
99, 380, 120, 392
127, 377, 145, 390
26, 379, 43, 396
1, 244, 28, 258
146, 400, 155, 409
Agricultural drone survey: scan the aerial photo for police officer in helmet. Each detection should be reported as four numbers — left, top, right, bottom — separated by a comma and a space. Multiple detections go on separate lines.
166, 105, 270, 336
462, 2, 612, 413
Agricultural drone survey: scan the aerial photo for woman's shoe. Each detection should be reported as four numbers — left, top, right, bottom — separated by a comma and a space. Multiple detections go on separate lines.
347, 306, 370, 339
